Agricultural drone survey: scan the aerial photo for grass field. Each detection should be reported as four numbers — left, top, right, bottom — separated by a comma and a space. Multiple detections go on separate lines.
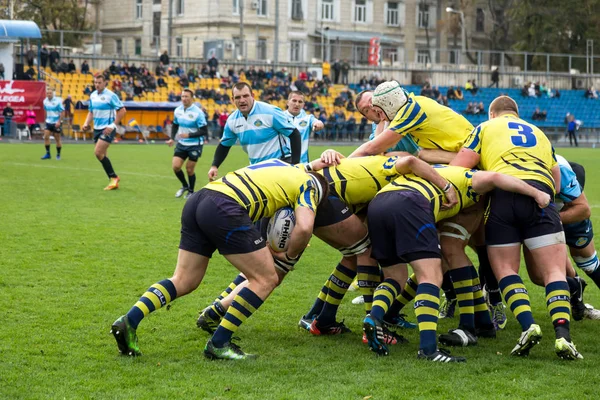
1, 142, 600, 400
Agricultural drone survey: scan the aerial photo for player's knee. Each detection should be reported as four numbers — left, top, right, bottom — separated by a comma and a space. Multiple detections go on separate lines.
186, 166, 195, 175
173, 165, 181, 172
253, 271, 279, 292
94, 150, 104, 160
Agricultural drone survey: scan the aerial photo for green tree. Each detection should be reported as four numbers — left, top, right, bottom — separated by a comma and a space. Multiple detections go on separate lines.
15, 0, 91, 47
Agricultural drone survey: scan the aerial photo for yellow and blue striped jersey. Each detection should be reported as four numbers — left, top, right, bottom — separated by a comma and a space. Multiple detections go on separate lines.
377, 165, 480, 222
463, 115, 557, 191
206, 159, 319, 222
319, 156, 400, 210
388, 93, 473, 152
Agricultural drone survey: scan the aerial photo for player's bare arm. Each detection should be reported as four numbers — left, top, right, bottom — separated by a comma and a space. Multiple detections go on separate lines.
349, 128, 401, 158
560, 192, 591, 224
471, 171, 551, 208
450, 148, 480, 168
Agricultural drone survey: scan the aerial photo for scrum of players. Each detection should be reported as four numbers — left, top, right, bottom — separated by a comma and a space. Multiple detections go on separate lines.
111, 80, 600, 363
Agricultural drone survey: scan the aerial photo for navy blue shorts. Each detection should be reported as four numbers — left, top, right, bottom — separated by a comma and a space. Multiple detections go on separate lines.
45, 123, 61, 133
174, 142, 203, 162
485, 180, 564, 246
564, 219, 594, 249
314, 195, 352, 228
368, 190, 441, 267
179, 189, 266, 257
93, 128, 117, 143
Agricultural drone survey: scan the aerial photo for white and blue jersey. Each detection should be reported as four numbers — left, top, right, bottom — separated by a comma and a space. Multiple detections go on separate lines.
89, 89, 123, 130
369, 123, 420, 155
174, 103, 206, 147
284, 109, 315, 163
556, 154, 582, 204
43, 96, 64, 124
222, 100, 296, 164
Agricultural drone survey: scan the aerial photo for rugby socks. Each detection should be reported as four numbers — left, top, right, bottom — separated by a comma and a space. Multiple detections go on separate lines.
126, 279, 177, 330
211, 287, 264, 348
442, 271, 456, 302
414, 283, 441, 355
357, 264, 380, 314
188, 173, 196, 192
545, 281, 571, 341
318, 263, 357, 324
477, 245, 502, 305
449, 266, 475, 332
499, 275, 535, 331
205, 300, 226, 322
45, 145, 50, 155
99, 156, 117, 178
574, 251, 600, 289
305, 282, 328, 319
371, 279, 401, 321
56, 146, 61, 155
216, 274, 247, 302
175, 169, 188, 188
469, 265, 493, 328
386, 274, 418, 319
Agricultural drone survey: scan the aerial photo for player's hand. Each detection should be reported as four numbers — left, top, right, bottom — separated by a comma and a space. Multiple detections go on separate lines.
313, 120, 325, 132
55, 122, 61, 128
166, 139, 174, 147
441, 186, 458, 210
309, 159, 329, 171
82, 123, 90, 131
268, 247, 287, 260
179, 133, 189, 139
320, 149, 344, 165
208, 166, 219, 181
102, 126, 113, 135
535, 191, 552, 209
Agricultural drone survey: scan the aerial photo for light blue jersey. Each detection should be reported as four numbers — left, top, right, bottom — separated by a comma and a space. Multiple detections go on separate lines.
89, 89, 123, 129
222, 100, 296, 164
43, 96, 64, 124
556, 154, 582, 203
174, 103, 206, 146
284, 109, 315, 163
369, 123, 420, 155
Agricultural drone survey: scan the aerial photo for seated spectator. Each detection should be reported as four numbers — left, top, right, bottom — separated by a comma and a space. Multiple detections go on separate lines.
25, 67, 35, 79
465, 79, 479, 95
432, 86, 442, 102
554, 89, 561, 99
178, 74, 189, 88
145, 75, 157, 92
298, 71, 308, 81
111, 78, 122, 92
346, 114, 356, 140
155, 62, 166, 77
532, 107, 547, 121
157, 76, 167, 88
359, 76, 369, 90
438, 95, 449, 107
455, 87, 464, 100
109, 61, 118, 75
534, 82, 541, 97
81, 60, 90, 74
464, 102, 476, 114
133, 81, 144, 98
83, 85, 92, 95
168, 91, 179, 102
139, 64, 149, 76
420, 83, 433, 98
334, 94, 345, 107
585, 87, 598, 99
476, 102, 485, 114
528, 84, 537, 97
447, 86, 457, 100
129, 63, 138, 76
188, 66, 198, 83
521, 83, 529, 97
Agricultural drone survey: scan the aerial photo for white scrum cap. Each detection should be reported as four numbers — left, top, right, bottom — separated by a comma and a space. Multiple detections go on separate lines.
372, 80, 409, 121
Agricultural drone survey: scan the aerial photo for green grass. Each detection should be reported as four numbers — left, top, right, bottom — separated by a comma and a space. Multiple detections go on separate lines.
1, 143, 600, 399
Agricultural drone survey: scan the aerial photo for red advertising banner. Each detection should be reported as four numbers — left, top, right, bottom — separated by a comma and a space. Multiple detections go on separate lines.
0, 81, 46, 123
368, 37, 381, 66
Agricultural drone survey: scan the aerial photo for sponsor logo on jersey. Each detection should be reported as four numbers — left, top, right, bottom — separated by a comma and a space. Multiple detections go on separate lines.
254, 120, 263, 127
299, 120, 308, 127
576, 237, 589, 247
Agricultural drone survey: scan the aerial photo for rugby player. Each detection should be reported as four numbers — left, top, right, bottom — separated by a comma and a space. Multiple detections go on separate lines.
166, 89, 208, 199
364, 164, 551, 362
451, 96, 583, 360
41, 88, 65, 160
111, 159, 328, 360
284, 91, 324, 163
82, 74, 126, 190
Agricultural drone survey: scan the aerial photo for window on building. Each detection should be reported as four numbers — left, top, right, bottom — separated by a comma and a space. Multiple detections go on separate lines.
449, 49, 458, 64
152, 11, 161, 46
136, 0, 143, 19
257, 38, 267, 59
115, 39, 123, 55
176, 0, 184, 15
290, 40, 302, 62
321, 0, 334, 21
135, 39, 142, 55
153, 0, 161, 4
176, 37, 183, 57
354, 45, 369, 64
417, 49, 431, 63
257, 0, 267, 16
233, 0, 239, 14
418, 3, 429, 29
386, 2, 399, 26
476, 8, 484, 32
233, 36, 243, 57
354, 0, 367, 23
291, 0, 303, 20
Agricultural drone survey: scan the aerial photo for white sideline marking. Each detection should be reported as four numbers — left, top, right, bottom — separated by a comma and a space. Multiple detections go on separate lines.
3, 162, 173, 180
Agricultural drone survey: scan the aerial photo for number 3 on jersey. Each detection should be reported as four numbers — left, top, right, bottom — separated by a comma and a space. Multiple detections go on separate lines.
508, 122, 537, 148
